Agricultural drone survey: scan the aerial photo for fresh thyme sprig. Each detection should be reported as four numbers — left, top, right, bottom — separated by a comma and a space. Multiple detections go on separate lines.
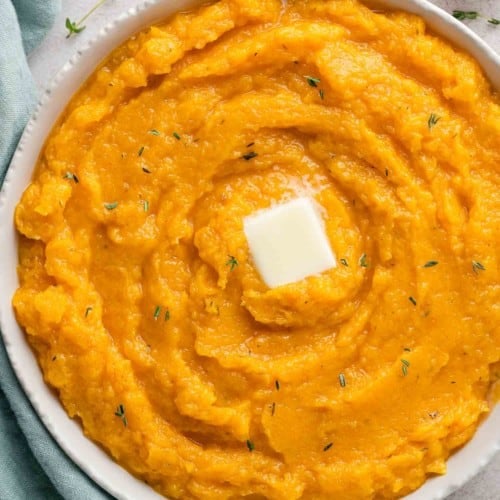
65, 0, 108, 38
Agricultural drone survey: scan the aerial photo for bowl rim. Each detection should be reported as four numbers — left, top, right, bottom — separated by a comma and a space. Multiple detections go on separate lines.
0, 1, 498, 499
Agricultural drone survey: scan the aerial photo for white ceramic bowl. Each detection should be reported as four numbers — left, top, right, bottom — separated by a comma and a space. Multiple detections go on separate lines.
0, 1, 498, 499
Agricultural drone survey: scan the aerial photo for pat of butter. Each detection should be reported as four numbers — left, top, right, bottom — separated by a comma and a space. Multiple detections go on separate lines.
244, 197, 336, 288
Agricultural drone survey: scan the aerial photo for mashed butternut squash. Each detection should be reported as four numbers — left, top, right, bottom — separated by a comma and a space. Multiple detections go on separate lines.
13, 0, 500, 498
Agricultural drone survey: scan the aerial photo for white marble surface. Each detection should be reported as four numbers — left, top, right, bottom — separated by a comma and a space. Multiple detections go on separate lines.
27, 1, 500, 499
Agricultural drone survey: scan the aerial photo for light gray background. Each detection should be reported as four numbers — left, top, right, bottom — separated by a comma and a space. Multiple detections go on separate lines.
28, 1, 500, 499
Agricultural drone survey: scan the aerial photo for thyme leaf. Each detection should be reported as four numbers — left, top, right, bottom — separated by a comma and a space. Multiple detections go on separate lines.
428, 113, 440, 129
305, 76, 321, 87
452, 10, 479, 21
226, 255, 238, 271
242, 151, 258, 161
472, 261, 486, 273
114, 404, 128, 427
153, 306, 161, 320
423, 261, 439, 268
359, 253, 368, 268
63, 172, 79, 183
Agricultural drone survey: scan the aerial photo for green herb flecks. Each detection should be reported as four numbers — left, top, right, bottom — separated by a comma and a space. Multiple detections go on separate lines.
319, 89, 325, 100
428, 113, 440, 129
401, 359, 410, 377
114, 404, 128, 427
339, 373, 346, 388
472, 261, 486, 273
153, 306, 161, 320
242, 151, 258, 161
164, 309, 171, 321
63, 172, 79, 183
271, 402, 276, 416
65, 0, 107, 38
142, 200, 149, 212
340, 258, 348, 267
275, 380, 280, 391
423, 261, 439, 268
452, 10, 479, 21
226, 255, 238, 271
359, 253, 368, 268
104, 202, 118, 210
85, 307, 93, 318
488, 18, 500, 25
323, 442, 333, 451
305, 76, 321, 87
138, 146, 145, 156
173, 132, 181, 140
246, 439, 255, 452
142, 167, 152, 174
148, 129, 160, 136
409, 296, 417, 306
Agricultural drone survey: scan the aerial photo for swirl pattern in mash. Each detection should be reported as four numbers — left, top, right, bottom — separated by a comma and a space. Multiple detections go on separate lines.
13, 0, 500, 498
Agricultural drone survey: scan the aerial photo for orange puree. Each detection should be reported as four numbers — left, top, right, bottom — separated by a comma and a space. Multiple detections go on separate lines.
13, 0, 500, 498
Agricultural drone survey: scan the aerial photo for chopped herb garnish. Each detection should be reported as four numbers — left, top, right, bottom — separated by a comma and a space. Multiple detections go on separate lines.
65, 18, 85, 38
104, 202, 118, 210
472, 261, 485, 273
65, 0, 107, 38
142, 200, 149, 212
340, 258, 348, 267
428, 113, 440, 129
359, 253, 368, 268
339, 373, 346, 387
319, 89, 325, 100
173, 132, 181, 140
153, 305, 161, 320
305, 76, 321, 87
488, 18, 500, 25
142, 167, 152, 174
452, 10, 479, 21
138, 146, 145, 156
423, 260, 439, 268
148, 129, 160, 136
52, 356, 57, 361
246, 142, 255, 148
323, 442, 333, 451
164, 309, 170, 321
271, 402, 276, 416
401, 359, 410, 377
242, 151, 258, 161
226, 255, 238, 271
63, 172, 79, 183
409, 296, 417, 306
403, 347, 412, 352
114, 404, 128, 427
246, 439, 255, 452
385, 168, 389, 177
275, 380, 280, 391
85, 307, 93, 318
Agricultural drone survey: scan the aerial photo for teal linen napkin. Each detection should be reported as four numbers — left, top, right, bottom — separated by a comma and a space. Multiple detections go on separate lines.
0, 2, 112, 499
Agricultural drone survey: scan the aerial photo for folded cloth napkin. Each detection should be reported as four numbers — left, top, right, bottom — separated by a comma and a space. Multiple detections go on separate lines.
0, 2, 111, 499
